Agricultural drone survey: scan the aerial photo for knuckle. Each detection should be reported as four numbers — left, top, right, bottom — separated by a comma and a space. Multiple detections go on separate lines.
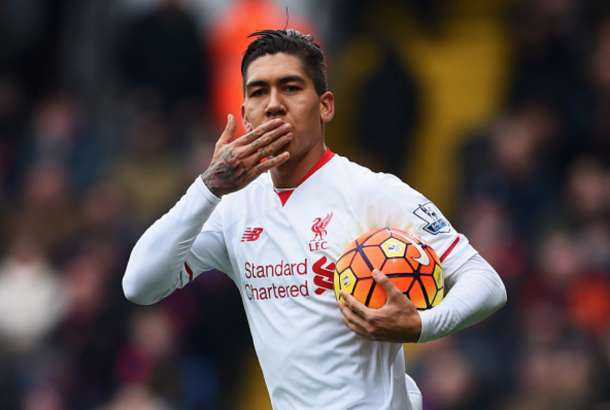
366, 325, 379, 337
259, 146, 271, 158
366, 312, 380, 326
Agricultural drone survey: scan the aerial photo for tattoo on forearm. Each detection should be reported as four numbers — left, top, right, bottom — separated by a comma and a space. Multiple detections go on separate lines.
202, 149, 247, 194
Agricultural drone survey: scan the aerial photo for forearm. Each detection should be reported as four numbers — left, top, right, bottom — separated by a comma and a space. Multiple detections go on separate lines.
417, 253, 507, 343
122, 178, 221, 305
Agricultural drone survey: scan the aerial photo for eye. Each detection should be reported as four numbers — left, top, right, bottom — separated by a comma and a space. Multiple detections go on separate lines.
284, 85, 301, 93
250, 89, 267, 98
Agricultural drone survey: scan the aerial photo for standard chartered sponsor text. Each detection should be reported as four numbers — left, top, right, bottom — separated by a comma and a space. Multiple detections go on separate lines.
244, 259, 310, 300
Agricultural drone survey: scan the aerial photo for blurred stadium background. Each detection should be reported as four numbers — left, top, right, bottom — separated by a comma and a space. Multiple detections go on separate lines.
1, 0, 610, 409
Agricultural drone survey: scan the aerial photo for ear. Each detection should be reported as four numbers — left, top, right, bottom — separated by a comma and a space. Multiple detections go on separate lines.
241, 104, 253, 133
319, 91, 335, 123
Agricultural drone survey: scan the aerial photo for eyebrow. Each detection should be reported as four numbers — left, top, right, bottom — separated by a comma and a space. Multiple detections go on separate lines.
245, 75, 307, 91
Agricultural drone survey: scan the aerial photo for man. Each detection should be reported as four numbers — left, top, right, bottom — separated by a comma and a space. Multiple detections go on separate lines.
123, 29, 507, 410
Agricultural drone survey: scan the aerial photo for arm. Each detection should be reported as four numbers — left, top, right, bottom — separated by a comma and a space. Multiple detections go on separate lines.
337, 253, 506, 343
418, 253, 506, 342
123, 115, 293, 305
122, 180, 223, 305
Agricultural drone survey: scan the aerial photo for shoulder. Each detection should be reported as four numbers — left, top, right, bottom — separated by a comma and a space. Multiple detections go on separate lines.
327, 154, 383, 187
330, 154, 418, 197
329, 154, 373, 177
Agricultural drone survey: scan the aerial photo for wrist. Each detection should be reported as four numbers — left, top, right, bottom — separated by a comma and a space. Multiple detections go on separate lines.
200, 173, 224, 198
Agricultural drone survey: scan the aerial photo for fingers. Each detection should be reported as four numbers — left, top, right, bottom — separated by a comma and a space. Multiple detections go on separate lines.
338, 272, 418, 343
339, 290, 370, 318
203, 116, 292, 196
237, 120, 292, 175
252, 151, 291, 173
219, 114, 238, 145
371, 269, 404, 301
243, 122, 293, 158
238, 118, 285, 146
254, 132, 293, 161
340, 271, 404, 314
337, 300, 372, 339
229, 119, 292, 167
337, 290, 381, 339
210, 115, 238, 164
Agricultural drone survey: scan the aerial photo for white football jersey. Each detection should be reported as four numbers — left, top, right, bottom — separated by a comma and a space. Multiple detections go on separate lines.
169, 150, 477, 410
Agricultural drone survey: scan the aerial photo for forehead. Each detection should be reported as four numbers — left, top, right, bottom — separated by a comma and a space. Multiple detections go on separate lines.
245, 53, 309, 84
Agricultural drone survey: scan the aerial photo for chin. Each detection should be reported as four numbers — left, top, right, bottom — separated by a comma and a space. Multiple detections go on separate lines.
276, 141, 292, 156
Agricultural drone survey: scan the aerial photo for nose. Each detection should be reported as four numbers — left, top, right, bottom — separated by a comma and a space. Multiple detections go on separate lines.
265, 89, 286, 117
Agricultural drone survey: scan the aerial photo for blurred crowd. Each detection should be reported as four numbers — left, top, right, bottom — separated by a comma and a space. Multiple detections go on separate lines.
0, 0, 609, 409
409, 1, 610, 410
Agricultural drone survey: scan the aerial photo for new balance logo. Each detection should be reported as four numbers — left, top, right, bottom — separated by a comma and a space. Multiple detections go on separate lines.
241, 227, 263, 242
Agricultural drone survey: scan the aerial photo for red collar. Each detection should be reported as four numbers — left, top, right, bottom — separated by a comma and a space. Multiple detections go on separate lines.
274, 148, 335, 206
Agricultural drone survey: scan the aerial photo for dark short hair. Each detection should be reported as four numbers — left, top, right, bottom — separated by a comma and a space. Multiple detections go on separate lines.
241, 29, 328, 96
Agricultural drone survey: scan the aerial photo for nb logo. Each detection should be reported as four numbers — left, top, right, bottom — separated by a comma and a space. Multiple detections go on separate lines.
241, 227, 263, 242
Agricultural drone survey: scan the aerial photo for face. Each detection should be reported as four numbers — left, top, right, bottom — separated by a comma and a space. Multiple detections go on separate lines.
241, 53, 334, 166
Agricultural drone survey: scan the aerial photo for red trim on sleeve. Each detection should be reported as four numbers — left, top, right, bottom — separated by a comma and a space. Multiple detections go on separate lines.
184, 262, 194, 282
440, 236, 460, 262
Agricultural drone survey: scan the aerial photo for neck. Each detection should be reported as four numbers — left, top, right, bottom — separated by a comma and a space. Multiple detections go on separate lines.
271, 143, 327, 188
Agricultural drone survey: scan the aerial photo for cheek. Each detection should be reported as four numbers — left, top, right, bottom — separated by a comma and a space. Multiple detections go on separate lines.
243, 113, 261, 131
303, 105, 322, 130
244, 102, 265, 122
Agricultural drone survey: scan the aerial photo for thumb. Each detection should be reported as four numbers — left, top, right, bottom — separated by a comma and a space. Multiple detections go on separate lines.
218, 114, 237, 145
372, 269, 403, 300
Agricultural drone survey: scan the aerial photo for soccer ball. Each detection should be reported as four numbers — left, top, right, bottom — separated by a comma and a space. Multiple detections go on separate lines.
334, 227, 444, 310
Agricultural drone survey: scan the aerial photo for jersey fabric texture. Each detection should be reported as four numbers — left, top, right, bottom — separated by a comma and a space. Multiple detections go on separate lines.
124, 150, 496, 410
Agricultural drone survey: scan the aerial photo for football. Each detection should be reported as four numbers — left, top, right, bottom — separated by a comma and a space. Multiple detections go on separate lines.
334, 227, 444, 310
